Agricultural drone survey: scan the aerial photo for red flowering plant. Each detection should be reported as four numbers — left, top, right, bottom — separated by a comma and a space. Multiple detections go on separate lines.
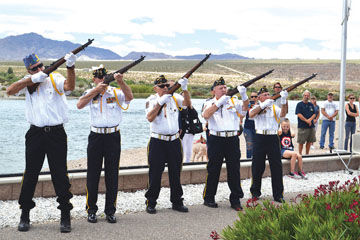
217, 176, 360, 240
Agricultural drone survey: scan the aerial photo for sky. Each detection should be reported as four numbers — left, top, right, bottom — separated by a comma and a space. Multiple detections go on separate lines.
0, 0, 359, 59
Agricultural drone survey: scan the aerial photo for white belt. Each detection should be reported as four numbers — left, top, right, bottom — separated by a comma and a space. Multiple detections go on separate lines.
151, 132, 180, 141
256, 130, 277, 135
91, 126, 119, 134
209, 130, 238, 137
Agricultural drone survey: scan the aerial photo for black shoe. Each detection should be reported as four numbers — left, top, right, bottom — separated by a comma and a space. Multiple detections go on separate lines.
251, 195, 260, 201
320, 146, 324, 149
87, 213, 97, 223
60, 218, 71, 233
231, 203, 243, 211
172, 205, 189, 213
106, 214, 117, 223
203, 201, 218, 208
274, 197, 286, 203
18, 219, 30, 232
146, 205, 156, 214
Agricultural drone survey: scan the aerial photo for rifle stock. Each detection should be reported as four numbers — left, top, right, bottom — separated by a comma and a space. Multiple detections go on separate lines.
93, 56, 146, 100
157, 53, 211, 115
271, 73, 317, 100
226, 69, 274, 96
27, 39, 94, 94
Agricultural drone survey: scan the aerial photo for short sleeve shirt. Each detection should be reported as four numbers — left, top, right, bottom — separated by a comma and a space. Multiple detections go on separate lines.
295, 101, 315, 128
321, 100, 339, 121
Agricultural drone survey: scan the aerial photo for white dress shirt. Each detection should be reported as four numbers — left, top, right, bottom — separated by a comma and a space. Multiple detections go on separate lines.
251, 104, 281, 132
145, 93, 185, 135
83, 86, 129, 127
202, 96, 245, 132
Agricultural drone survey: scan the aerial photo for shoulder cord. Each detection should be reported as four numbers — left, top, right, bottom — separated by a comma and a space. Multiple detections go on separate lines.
272, 104, 280, 124
113, 89, 129, 110
230, 97, 241, 117
172, 96, 183, 111
49, 73, 63, 96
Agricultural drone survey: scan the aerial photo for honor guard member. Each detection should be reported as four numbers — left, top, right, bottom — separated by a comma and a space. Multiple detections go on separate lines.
77, 65, 133, 224
249, 86, 288, 203
145, 75, 191, 214
202, 77, 249, 211
6, 52, 77, 233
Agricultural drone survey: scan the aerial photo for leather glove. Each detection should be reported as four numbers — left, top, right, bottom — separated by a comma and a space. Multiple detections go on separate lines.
157, 94, 172, 106
259, 99, 274, 109
64, 52, 76, 68
31, 71, 48, 83
280, 90, 288, 105
215, 95, 230, 107
178, 77, 188, 91
236, 85, 248, 101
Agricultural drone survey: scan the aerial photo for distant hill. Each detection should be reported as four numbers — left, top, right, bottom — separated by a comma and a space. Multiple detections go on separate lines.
0, 33, 251, 61
0, 33, 122, 60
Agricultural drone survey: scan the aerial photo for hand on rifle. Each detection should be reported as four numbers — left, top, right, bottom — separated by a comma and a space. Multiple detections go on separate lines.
215, 95, 230, 107
114, 73, 124, 84
236, 86, 248, 100
259, 99, 274, 109
178, 77, 188, 91
31, 71, 48, 83
158, 94, 172, 106
280, 90, 288, 104
64, 52, 76, 68
95, 83, 108, 94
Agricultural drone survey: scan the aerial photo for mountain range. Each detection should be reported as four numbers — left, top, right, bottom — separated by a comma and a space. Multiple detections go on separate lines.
0, 33, 251, 61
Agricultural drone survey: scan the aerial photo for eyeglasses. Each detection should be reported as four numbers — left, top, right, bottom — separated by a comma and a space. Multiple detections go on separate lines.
29, 63, 43, 72
250, 95, 258, 98
158, 84, 170, 89
349, 97, 355, 100
274, 86, 282, 89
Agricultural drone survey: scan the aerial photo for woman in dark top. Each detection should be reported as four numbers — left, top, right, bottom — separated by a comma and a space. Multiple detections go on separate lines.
344, 94, 359, 151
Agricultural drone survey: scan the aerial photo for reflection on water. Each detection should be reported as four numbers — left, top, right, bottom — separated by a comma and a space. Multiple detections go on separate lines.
0, 98, 323, 174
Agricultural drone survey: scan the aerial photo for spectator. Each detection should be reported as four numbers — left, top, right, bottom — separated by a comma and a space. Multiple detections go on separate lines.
278, 118, 307, 179
273, 82, 288, 117
295, 90, 316, 155
344, 94, 359, 151
310, 96, 320, 149
243, 92, 258, 158
320, 92, 339, 151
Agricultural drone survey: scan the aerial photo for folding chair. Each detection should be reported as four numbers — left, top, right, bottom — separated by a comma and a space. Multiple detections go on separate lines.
333, 133, 360, 174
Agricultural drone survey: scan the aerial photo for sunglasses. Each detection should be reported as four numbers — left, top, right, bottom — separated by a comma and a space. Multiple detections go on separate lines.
158, 84, 170, 88
29, 63, 43, 72
250, 95, 258, 98
349, 97, 355, 100
274, 86, 282, 89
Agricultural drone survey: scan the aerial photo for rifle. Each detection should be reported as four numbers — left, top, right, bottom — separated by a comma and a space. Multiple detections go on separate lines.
157, 53, 211, 115
271, 73, 317, 100
226, 69, 274, 96
93, 55, 146, 100
27, 39, 94, 94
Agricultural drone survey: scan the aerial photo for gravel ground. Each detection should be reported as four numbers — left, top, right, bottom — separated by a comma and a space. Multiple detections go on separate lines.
0, 170, 359, 229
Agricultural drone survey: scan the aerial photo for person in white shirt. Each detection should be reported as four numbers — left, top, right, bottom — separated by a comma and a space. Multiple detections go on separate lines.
319, 92, 339, 150
202, 77, 249, 211
144, 75, 190, 214
6, 52, 77, 233
249, 86, 288, 203
77, 65, 133, 224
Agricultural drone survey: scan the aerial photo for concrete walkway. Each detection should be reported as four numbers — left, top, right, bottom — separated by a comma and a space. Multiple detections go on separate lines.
0, 192, 307, 240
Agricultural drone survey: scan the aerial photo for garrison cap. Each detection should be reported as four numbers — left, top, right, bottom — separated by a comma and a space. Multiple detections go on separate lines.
23, 53, 40, 69
92, 64, 107, 78
258, 86, 269, 95
212, 77, 225, 89
154, 75, 168, 85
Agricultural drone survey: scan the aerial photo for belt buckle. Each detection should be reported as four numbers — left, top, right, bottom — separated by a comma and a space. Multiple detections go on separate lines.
44, 126, 50, 133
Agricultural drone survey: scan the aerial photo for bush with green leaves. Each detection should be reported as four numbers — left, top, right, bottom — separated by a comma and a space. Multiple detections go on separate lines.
214, 177, 360, 240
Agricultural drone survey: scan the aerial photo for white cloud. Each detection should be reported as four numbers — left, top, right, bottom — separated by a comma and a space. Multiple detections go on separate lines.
102, 36, 123, 43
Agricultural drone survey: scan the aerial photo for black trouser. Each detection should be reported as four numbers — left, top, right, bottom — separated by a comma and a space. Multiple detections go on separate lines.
203, 135, 243, 205
19, 125, 73, 211
145, 138, 183, 207
250, 134, 284, 200
86, 131, 121, 215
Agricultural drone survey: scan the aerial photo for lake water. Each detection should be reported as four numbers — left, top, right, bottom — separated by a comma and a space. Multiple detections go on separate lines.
0, 98, 325, 174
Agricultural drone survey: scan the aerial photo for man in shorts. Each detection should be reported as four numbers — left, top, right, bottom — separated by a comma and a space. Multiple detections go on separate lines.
295, 90, 316, 155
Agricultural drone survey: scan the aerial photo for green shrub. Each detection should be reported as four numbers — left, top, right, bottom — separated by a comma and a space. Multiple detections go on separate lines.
217, 177, 360, 240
